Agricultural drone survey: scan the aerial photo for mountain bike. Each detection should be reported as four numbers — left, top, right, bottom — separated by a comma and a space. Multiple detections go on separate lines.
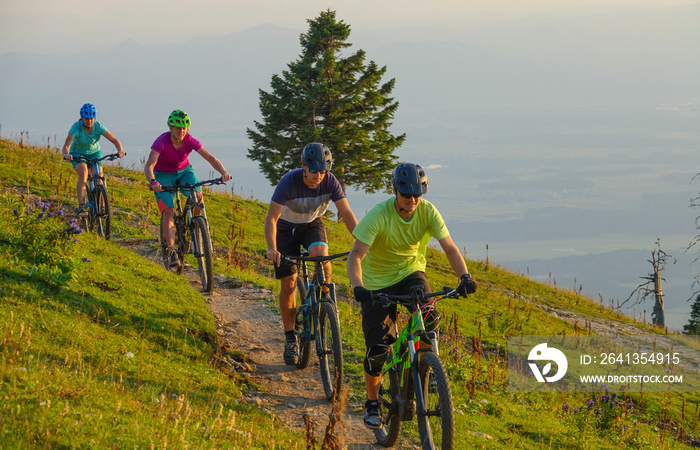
280, 250, 350, 401
70, 153, 122, 239
373, 285, 461, 450
159, 178, 224, 293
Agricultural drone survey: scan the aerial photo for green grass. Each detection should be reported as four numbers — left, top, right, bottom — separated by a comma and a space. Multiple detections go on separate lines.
1, 137, 699, 449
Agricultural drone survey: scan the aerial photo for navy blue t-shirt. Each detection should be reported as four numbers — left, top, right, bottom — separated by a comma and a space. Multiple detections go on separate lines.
271, 169, 345, 225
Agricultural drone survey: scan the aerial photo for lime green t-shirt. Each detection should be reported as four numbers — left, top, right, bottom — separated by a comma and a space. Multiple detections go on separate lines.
352, 197, 450, 290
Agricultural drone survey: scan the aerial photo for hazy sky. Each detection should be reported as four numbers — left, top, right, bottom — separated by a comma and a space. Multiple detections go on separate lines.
2, 0, 695, 37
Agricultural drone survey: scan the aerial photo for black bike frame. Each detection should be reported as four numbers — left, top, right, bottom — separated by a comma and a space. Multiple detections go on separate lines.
285, 250, 349, 347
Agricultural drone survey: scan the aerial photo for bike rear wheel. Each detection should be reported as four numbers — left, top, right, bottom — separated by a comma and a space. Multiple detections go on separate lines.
318, 301, 343, 401
93, 185, 111, 239
191, 216, 214, 292
160, 215, 183, 275
374, 350, 402, 447
416, 352, 455, 450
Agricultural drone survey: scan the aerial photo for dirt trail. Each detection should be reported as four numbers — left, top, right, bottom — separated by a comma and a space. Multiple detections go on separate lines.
119, 238, 399, 449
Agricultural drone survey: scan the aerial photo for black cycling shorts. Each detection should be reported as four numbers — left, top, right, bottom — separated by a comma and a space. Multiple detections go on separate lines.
361, 271, 439, 350
274, 217, 328, 279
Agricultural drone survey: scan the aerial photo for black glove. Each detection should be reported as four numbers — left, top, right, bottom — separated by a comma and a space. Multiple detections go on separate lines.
353, 286, 374, 303
457, 274, 477, 297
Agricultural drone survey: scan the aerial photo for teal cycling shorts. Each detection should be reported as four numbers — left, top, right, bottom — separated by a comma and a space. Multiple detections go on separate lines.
154, 165, 201, 213
70, 150, 103, 169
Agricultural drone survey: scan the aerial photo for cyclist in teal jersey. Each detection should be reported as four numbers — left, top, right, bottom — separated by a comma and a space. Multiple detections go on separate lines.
62, 103, 125, 215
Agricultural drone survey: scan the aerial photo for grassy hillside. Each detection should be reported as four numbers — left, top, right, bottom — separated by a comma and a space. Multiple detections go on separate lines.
1, 138, 698, 449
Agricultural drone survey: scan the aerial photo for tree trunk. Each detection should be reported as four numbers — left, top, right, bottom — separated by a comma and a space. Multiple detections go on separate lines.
652, 271, 665, 327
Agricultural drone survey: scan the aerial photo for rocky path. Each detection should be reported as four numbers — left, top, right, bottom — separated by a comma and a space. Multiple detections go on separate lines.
119, 238, 402, 449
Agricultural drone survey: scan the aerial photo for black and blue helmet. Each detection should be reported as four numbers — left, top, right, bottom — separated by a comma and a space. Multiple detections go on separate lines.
392, 163, 428, 196
301, 143, 333, 172
79, 103, 97, 119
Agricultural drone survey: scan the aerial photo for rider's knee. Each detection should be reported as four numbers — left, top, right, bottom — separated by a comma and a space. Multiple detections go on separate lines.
280, 275, 296, 293
364, 345, 389, 377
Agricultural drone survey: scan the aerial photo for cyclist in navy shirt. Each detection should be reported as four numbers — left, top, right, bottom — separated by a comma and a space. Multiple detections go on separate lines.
265, 143, 357, 365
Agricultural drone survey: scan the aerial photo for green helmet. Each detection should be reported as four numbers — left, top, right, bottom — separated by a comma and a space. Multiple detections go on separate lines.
167, 110, 191, 128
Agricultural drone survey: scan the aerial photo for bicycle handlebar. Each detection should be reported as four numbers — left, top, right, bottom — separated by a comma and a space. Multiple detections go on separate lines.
70, 153, 124, 164
374, 286, 461, 308
280, 251, 350, 265
158, 178, 226, 193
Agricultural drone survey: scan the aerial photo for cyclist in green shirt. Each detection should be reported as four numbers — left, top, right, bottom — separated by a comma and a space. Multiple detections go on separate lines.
347, 162, 477, 429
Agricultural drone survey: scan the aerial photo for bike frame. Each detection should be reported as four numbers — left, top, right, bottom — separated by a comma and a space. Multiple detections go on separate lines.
289, 250, 348, 347
71, 154, 120, 237
161, 178, 223, 250
72, 154, 119, 206
381, 288, 458, 419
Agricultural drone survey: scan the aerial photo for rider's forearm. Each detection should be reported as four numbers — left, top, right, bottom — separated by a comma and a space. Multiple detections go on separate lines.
264, 219, 276, 251
346, 256, 364, 288
445, 245, 469, 278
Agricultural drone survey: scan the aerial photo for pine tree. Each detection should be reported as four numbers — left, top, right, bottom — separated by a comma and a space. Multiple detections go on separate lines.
683, 294, 700, 335
247, 10, 405, 193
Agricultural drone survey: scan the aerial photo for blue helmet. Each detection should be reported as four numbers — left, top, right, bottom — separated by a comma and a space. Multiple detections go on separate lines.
301, 143, 333, 172
392, 163, 428, 196
80, 103, 97, 118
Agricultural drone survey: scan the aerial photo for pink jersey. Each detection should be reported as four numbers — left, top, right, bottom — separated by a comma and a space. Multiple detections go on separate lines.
151, 132, 202, 173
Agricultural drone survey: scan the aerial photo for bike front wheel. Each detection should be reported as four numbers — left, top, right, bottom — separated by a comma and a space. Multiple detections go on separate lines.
191, 216, 213, 292
318, 301, 343, 401
416, 352, 455, 450
93, 185, 111, 239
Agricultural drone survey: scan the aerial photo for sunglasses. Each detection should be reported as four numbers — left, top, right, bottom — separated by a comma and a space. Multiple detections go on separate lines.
307, 168, 327, 175
398, 191, 421, 200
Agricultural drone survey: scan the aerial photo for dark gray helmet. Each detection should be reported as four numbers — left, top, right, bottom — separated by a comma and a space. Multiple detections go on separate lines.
392, 163, 428, 195
301, 143, 332, 172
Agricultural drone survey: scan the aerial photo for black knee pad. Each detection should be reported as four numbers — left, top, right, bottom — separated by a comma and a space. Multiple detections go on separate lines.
363, 345, 389, 377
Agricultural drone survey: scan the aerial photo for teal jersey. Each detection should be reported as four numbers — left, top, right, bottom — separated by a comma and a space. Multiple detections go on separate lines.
68, 120, 107, 155
352, 197, 450, 290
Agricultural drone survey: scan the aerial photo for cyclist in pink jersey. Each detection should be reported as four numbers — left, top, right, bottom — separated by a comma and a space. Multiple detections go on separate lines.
144, 110, 232, 268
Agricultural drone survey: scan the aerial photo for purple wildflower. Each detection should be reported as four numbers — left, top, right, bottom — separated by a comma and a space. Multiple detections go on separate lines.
57, 209, 64, 216
82, 257, 91, 263
563, 403, 570, 413
595, 408, 602, 416
13, 209, 19, 217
